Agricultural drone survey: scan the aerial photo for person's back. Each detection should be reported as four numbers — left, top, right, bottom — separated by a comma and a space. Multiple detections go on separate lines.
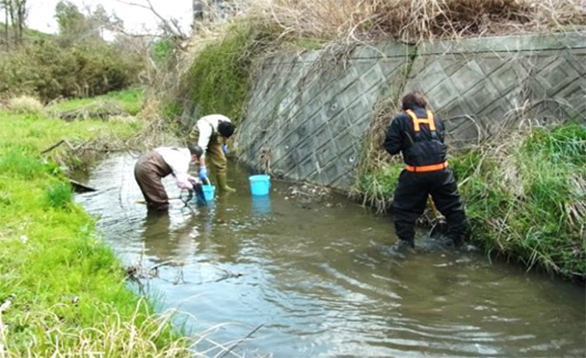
383, 91, 467, 248
134, 146, 201, 211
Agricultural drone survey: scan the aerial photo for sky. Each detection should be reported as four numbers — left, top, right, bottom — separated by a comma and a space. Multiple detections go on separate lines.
25, 0, 193, 35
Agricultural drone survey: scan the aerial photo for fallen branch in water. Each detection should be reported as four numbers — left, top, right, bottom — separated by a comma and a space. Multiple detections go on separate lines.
216, 324, 264, 358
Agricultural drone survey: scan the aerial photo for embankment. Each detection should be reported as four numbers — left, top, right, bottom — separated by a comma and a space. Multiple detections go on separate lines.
236, 32, 585, 188
0, 92, 191, 357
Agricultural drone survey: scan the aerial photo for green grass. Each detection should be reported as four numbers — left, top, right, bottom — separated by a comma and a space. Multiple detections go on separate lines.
358, 123, 586, 280
357, 162, 402, 209
0, 99, 190, 356
183, 21, 278, 124
46, 88, 145, 116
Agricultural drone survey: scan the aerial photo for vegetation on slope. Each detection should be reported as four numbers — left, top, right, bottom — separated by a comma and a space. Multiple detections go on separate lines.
0, 94, 191, 357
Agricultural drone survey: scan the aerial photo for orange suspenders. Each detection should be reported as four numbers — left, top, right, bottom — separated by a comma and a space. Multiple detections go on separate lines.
404, 109, 447, 173
405, 109, 436, 132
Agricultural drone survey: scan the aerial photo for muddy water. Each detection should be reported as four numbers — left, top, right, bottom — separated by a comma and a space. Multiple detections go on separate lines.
75, 154, 585, 358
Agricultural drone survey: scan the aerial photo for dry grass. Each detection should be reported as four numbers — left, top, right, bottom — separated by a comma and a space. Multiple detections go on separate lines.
251, 0, 586, 43
1, 300, 193, 358
5, 95, 44, 114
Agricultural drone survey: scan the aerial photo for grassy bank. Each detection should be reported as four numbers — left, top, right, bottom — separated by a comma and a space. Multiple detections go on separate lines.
163, 20, 279, 125
357, 123, 586, 280
0, 94, 191, 356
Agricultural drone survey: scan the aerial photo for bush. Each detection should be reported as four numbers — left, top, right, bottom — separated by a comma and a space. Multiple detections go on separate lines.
7, 95, 45, 114
181, 21, 278, 124
0, 39, 142, 102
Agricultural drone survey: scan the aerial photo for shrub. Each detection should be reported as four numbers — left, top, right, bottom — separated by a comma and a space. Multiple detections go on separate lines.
180, 21, 278, 124
0, 39, 142, 102
7, 95, 45, 114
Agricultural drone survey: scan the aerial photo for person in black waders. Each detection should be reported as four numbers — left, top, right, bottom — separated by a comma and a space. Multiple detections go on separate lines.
383, 91, 468, 249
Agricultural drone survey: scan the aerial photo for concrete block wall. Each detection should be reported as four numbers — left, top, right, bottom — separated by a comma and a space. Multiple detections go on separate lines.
236, 32, 586, 190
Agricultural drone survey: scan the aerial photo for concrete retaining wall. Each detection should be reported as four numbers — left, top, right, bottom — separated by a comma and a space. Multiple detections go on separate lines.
236, 32, 586, 190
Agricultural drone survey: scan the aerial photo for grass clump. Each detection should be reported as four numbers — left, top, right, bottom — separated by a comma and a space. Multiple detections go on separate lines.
0, 100, 191, 356
5, 95, 45, 115
45, 180, 74, 209
357, 162, 403, 211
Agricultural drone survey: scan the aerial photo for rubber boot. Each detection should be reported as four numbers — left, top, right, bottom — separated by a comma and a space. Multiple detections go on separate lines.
388, 238, 415, 258
217, 172, 236, 193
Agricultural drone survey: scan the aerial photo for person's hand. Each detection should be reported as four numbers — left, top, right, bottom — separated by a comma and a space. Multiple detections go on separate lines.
222, 144, 228, 154
198, 166, 209, 180
188, 175, 199, 185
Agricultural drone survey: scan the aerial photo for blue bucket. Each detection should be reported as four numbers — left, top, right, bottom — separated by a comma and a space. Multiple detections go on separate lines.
249, 174, 271, 196
202, 184, 215, 201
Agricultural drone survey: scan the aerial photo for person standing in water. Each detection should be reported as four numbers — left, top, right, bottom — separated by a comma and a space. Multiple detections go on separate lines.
383, 91, 468, 249
189, 114, 236, 193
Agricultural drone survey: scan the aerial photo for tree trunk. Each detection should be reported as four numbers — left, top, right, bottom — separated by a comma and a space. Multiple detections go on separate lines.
3, 1, 9, 47
15, 0, 26, 43
7, 0, 15, 44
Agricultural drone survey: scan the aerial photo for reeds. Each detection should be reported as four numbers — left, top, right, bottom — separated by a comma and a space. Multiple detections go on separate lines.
1, 300, 193, 358
254, 0, 586, 44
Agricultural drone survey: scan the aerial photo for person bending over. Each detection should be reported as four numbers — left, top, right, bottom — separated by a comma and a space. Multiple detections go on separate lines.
134, 145, 203, 211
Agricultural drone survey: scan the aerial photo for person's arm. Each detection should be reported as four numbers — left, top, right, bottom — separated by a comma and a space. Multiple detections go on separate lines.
196, 120, 213, 155
383, 115, 404, 155
196, 119, 212, 177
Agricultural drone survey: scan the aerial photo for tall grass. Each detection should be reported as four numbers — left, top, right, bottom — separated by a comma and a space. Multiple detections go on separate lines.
177, 21, 279, 124
252, 0, 586, 43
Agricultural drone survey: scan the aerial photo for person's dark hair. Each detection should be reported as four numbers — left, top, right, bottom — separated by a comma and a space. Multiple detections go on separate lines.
402, 91, 427, 110
218, 121, 235, 138
188, 145, 203, 158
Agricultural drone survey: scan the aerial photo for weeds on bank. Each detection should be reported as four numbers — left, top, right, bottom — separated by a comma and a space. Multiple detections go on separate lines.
165, 20, 280, 126
458, 124, 585, 278
2, 300, 191, 358
0, 106, 192, 356
252, 0, 586, 43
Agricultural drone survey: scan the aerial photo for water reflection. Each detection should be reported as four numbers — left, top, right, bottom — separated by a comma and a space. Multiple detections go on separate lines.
75, 154, 586, 358
251, 195, 272, 216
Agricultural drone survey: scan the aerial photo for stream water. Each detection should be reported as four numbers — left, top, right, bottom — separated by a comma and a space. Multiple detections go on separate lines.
74, 154, 585, 358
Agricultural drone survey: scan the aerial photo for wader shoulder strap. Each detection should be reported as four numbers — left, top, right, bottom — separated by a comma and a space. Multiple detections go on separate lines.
405, 109, 436, 132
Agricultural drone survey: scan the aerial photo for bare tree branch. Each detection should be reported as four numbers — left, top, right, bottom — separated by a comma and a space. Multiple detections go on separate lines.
115, 0, 186, 39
